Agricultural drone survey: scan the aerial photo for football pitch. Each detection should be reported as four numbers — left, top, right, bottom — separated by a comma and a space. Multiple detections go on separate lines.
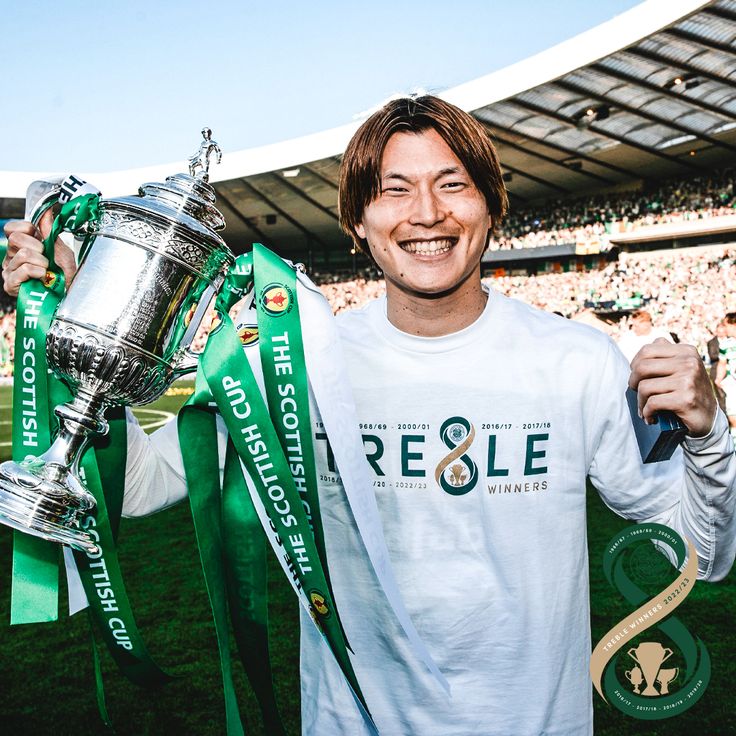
0, 383, 733, 734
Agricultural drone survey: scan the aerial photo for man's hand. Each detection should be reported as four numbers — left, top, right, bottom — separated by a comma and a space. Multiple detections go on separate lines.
2, 209, 76, 297
630, 337, 717, 438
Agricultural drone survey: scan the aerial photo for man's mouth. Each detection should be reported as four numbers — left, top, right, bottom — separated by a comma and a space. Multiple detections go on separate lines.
399, 238, 457, 255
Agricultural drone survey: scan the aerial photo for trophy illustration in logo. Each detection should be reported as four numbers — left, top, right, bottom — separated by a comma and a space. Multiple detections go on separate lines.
656, 667, 679, 695
0, 130, 233, 553
627, 642, 673, 696
624, 666, 643, 694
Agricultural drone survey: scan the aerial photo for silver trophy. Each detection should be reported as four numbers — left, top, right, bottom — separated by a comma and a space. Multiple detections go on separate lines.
0, 130, 232, 553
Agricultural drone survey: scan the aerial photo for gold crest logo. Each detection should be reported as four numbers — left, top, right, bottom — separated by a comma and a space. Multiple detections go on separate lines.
260, 282, 293, 317
309, 590, 329, 617
237, 324, 259, 346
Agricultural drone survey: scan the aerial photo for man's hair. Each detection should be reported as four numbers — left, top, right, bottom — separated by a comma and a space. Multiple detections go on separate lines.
631, 309, 652, 322
725, 312, 736, 325
338, 95, 509, 254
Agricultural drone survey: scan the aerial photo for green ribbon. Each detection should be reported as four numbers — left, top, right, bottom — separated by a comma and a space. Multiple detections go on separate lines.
179, 245, 372, 733
222, 442, 284, 735
74, 440, 173, 687
253, 246, 338, 608
10, 195, 93, 623
10, 194, 171, 703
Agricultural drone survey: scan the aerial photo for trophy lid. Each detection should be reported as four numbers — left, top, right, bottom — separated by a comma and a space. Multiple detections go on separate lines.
139, 173, 225, 232
99, 128, 229, 252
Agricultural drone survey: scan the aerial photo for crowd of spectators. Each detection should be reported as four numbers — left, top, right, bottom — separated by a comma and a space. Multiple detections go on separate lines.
1, 244, 734, 376
2, 163, 736, 376
491, 245, 736, 353
489, 167, 736, 251
310, 244, 736, 361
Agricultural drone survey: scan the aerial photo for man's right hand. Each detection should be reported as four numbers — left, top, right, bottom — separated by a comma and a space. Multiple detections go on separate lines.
2, 209, 77, 297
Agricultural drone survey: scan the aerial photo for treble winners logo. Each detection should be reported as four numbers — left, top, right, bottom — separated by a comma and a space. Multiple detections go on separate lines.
434, 416, 478, 495
259, 282, 293, 317
590, 523, 711, 720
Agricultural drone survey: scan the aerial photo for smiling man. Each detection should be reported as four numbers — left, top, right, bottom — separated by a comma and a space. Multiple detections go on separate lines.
293, 95, 736, 735
3, 96, 736, 736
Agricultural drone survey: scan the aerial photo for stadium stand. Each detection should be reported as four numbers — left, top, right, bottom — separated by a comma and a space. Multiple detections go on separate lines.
489, 166, 736, 251
2, 0, 735, 379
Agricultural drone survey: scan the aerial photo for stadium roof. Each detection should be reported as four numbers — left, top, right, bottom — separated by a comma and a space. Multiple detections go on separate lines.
2, 0, 735, 263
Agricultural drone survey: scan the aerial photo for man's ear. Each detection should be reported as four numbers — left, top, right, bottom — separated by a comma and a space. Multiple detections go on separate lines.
355, 222, 366, 240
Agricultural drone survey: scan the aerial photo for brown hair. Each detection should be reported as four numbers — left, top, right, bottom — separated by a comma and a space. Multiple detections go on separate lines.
338, 95, 509, 254
631, 309, 652, 322
725, 312, 736, 324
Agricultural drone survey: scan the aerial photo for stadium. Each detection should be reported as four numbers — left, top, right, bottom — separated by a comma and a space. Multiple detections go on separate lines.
1, 0, 735, 734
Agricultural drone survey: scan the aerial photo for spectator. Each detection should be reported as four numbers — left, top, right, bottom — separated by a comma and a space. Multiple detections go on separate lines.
616, 309, 674, 364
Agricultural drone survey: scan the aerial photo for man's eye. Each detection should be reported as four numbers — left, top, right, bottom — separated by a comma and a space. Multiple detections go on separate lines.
381, 186, 408, 194
442, 181, 465, 189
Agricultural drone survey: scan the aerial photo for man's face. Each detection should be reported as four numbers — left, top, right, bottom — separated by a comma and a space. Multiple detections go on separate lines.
355, 129, 492, 299
631, 314, 652, 336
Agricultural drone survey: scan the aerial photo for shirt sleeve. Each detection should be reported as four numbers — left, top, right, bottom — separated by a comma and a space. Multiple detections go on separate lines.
587, 338, 736, 581
121, 408, 189, 517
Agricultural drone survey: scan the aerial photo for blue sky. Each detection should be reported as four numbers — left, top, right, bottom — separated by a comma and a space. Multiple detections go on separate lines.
2, 0, 640, 172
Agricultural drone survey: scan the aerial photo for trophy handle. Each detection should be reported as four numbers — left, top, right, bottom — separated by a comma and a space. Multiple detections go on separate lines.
662, 647, 673, 662
627, 648, 640, 665
172, 275, 224, 377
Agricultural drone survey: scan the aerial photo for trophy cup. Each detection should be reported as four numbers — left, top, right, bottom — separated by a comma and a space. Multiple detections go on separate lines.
624, 666, 643, 694
627, 642, 673, 696
656, 667, 679, 695
0, 129, 233, 553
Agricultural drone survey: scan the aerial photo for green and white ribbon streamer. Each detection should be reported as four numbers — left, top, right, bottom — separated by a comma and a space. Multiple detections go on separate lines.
179, 242, 448, 733
180, 247, 373, 733
10, 192, 96, 624
10, 190, 171, 693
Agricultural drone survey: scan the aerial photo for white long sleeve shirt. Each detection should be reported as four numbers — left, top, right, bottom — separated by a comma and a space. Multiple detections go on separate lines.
123, 283, 736, 736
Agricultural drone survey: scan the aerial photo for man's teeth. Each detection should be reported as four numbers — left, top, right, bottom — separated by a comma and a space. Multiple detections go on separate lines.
401, 239, 454, 255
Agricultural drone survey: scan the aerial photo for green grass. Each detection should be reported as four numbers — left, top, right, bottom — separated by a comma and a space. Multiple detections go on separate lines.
0, 383, 734, 734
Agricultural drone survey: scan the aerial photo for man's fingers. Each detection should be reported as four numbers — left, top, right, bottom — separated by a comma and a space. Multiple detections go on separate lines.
637, 373, 703, 424
2, 262, 49, 297
639, 390, 680, 424
629, 357, 681, 389
636, 376, 681, 418
4, 224, 43, 260
629, 353, 702, 386
3, 219, 41, 241
629, 343, 703, 387
7, 246, 49, 272
1, 241, 50, 297
633, 339, 685, 362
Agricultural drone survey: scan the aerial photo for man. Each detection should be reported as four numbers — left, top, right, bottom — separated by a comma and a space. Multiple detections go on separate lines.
4, 96, 735, 736
715, 312, 736, 438
616, 308, 673, 364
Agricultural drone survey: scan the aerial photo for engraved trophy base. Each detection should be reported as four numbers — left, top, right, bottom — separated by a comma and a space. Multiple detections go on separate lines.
0, 391, 107, 555
0, 460, 98, 554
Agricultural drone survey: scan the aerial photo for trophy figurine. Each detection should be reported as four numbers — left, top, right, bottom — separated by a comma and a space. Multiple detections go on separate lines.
0, 130, 233, 553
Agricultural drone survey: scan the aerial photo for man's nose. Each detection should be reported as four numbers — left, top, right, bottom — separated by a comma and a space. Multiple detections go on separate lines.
408, 187, 446, 226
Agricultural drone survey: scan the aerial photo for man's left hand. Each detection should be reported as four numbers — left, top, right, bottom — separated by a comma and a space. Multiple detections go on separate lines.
629, 338, 717, 438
